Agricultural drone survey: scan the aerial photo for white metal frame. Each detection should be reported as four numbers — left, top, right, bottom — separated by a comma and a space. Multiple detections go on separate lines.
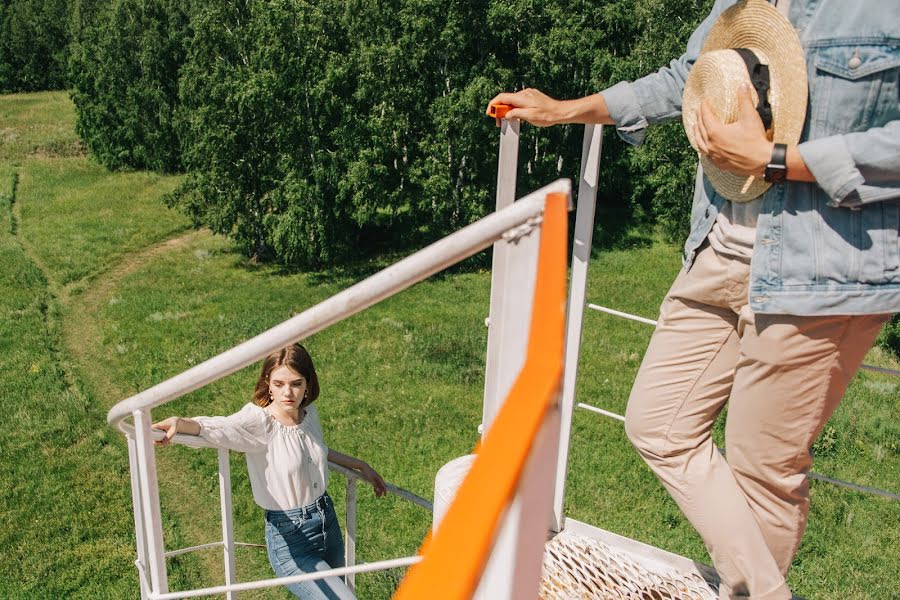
482, 117, 522, 433
108, 178, 572, 599
109, 108, 897, 600
475, 403, 563, 600
553, 124, 604, 532
492, 117, 899, 593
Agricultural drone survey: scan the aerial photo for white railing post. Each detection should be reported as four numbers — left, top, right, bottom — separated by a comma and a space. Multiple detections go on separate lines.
217, 449, 238, 599
345, 477, 357, 592
107, 182, 570, 599
482, 116, 521, 435
475, 403, 563, 600
553, 124, 604, 532
133, 409, 169, 595
127, 433, 151, 600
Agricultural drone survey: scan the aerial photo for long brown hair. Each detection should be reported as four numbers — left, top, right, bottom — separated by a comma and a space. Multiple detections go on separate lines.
252, 343, 321, 409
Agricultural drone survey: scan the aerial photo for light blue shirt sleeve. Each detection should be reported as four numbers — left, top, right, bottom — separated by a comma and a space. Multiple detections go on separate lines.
599, 0, 734, 147
798, 120, 900, 207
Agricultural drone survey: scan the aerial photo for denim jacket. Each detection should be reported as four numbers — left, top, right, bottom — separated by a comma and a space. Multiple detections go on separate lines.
602, 0, 900, 315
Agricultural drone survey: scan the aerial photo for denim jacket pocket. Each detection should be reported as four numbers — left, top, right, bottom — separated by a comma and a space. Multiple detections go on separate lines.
810, 43, 900, 136
855, 201, 900, 283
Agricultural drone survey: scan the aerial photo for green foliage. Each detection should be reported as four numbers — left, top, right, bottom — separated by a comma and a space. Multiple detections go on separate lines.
68, 0, 189, 172
876, 313, 900, 360
67, 0, 713, 264
0, 0, 70, 92
171, 0, 507, 264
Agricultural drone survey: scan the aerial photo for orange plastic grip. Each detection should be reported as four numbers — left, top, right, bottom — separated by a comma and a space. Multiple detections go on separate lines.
487, 103, 511, 119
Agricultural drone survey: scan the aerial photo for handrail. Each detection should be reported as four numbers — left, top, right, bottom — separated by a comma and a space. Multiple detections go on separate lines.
107, 179, 571, 435
133, 428, 435, 513
112, 179, 571, 599
329, 462, 433, 511
154, 458, 432, 562
586, 303, 900, 377
149, 557, 423, 600
394, 191, 569, 600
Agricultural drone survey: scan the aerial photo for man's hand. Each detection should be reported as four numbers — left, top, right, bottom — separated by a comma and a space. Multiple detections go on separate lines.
486, 88, 564, 127
694, 83, 773, 177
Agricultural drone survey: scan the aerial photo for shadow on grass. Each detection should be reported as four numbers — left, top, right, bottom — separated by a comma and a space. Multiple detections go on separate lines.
218, 223, 493, 287
205, 209, 674, 290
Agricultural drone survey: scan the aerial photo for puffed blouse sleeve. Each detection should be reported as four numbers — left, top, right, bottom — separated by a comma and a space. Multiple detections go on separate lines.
194, 403, 270, 453
304, 405, 328, 450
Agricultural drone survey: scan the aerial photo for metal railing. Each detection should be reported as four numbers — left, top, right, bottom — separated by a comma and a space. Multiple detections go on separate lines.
395, 191, 570, 600
108, 179, 571, 599
137, 431, 433, 596
579, 302, 900, 502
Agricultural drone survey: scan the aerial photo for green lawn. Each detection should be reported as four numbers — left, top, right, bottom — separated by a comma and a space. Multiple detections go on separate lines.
1, 91, 897, 599
15, 158, 187, 286
0, 115, 205, 598
0, 91, 83, 163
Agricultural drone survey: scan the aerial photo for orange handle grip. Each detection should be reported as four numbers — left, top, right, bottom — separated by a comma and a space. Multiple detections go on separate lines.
487, 103, 511, 119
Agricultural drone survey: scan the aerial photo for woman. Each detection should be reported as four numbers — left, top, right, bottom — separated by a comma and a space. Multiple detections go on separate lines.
153, 343, 387, 600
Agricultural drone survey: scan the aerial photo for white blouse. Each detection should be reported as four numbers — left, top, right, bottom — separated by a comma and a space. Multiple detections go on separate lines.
194, 403, 329, 511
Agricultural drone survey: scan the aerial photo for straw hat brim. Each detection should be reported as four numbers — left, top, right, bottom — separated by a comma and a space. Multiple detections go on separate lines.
682, 0, 808, 203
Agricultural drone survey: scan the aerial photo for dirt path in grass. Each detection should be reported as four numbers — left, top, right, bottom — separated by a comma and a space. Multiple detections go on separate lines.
23, 225, 277, 597
58, 229, 231, 590
60, 228, 206, 420
7, 138, 282, 592
45, 230, 268, 597
7, 161, 234, 590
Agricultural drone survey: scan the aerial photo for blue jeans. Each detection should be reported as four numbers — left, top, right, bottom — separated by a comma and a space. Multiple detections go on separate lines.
265, 493, 355, 600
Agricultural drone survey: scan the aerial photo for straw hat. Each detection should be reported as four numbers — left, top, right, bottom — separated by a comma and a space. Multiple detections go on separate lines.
682, 0, 808, 202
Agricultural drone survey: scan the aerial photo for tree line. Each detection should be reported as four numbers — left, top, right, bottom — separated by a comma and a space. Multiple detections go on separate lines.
5, 0, 712, 262
4, 0, 897, 353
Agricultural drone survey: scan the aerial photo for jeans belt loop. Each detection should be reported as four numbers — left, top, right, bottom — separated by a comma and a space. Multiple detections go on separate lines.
317, 496, 327, 545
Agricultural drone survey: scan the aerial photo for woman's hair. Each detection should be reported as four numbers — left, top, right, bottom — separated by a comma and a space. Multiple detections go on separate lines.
252, 343, 321, 409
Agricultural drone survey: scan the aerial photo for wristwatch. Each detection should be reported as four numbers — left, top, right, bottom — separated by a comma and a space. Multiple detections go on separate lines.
764, 143, 788, 184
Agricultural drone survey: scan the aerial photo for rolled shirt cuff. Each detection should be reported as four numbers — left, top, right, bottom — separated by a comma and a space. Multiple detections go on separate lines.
796, 135, 900, 208
798, 135, 863, 207
600, 82, 649, 147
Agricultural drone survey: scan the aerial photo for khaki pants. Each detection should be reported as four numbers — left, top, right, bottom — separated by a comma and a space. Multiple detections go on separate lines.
624, 243, 888, 600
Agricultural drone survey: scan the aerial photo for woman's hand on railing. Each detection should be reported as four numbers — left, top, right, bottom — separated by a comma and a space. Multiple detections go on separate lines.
328, 449, 388, 497
152, 416, 200, 446
152, 416, 180, 446
360, 463, 388, 498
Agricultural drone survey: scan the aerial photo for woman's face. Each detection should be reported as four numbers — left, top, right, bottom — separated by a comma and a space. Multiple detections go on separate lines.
268, 365, 307, 417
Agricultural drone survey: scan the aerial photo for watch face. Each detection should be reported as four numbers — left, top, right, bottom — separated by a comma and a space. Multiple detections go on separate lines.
765, 164, 787, 184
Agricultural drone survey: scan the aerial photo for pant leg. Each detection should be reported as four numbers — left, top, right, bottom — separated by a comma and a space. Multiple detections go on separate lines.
266, 508, 356, 600
725, 308, 889, 576
625, 245, 790, 599
322, 499, 347, 569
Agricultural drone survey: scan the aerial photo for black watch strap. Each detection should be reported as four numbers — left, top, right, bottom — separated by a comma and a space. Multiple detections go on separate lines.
764, 143, 788, 183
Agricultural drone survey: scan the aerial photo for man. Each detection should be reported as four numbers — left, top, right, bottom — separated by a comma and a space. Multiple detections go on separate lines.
489, 1, 899, 598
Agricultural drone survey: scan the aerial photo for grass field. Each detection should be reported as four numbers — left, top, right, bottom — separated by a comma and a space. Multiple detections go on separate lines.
1, 91, 897, 599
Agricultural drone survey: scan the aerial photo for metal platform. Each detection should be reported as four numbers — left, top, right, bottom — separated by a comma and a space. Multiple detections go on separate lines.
542, 520, 718, 600
541, 520, 805, 600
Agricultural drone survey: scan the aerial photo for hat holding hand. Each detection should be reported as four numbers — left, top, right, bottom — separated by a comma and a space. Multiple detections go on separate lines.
683, 0, 808, 202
